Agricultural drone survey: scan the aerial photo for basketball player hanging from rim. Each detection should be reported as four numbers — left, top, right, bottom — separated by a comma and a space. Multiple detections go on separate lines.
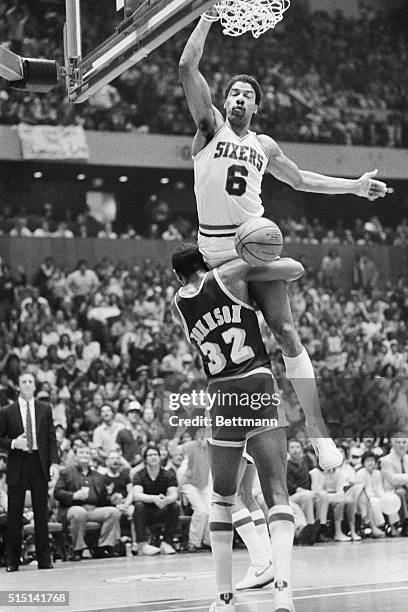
178, 7, 390, 470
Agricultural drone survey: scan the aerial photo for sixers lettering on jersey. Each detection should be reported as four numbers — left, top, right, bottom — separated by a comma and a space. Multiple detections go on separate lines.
213, 141, 265, 172
174, 269, 269, 379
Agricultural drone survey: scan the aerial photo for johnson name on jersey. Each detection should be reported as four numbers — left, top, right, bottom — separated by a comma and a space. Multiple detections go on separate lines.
174, 269, 269, 379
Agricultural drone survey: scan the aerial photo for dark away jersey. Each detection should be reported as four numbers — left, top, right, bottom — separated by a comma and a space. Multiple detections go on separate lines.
174, 269, 269, 379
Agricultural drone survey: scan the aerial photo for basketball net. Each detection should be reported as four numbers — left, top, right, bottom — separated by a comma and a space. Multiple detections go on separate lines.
202, 0, 290, 38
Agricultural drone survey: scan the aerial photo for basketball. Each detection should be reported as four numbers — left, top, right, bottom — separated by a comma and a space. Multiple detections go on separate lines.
234, 217, 283, 265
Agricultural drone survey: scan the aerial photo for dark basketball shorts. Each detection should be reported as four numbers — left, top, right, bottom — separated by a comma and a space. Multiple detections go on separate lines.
206, 368, 288, 447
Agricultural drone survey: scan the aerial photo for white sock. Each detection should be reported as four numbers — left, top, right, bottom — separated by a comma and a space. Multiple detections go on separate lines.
232, 508, 269, 567
283, 348, 328, 437
210, 492, 235, 598
268, 505, 295, 584
252, 508, 273, 560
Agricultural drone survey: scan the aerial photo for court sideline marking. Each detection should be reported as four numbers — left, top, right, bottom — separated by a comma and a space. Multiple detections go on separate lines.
74, 581, 408, 611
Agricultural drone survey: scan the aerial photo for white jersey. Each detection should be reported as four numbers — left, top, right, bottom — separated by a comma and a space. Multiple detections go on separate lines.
194, 123, 269, 267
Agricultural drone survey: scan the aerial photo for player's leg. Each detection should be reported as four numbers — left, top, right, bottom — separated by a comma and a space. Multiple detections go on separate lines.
233, 460, 274, 589
249, 279, 342, 470
247, 427, 295, 612
208, 443, 243, 612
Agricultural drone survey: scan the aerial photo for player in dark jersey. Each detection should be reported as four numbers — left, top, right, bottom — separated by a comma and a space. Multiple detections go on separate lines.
171, 244, 303, 612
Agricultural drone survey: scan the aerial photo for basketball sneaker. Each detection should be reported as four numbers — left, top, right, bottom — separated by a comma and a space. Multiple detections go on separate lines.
235, 560, 274, 590
138, 542, 160, 556
309, 437, 343, 471
209, 592, 235, 611
160, 541, 176, 555
273, 580, 295, 612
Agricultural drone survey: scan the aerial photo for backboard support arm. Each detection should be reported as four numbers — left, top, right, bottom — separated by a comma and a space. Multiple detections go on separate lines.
0, 0, 214, 101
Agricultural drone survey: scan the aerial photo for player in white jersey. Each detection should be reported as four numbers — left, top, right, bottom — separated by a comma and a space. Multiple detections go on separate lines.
194, 121, 268, 266
179, 10, 390, 475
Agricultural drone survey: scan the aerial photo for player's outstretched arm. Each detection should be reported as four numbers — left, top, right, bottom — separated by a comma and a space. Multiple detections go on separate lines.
222, 257, 304, 284
245, 258, 305, 282
179, 13, 223, 138
259, 134, 389, 201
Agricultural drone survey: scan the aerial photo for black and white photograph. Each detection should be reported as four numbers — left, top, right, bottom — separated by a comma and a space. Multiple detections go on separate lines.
0, 0, 407, 610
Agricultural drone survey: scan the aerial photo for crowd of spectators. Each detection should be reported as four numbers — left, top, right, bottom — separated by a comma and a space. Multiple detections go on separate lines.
1, 246, 408, 561
0, 1, 408, 146
0, 251, 408, 438
2, 200, 408, 248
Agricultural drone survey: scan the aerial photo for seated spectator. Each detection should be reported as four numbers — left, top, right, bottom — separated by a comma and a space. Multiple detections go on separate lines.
55, 426, 71, 466
381, 432, 408, 536
132, 445, 180, 555
171, 425, 211, 552
161, 344, 185, 375
103, 449, 135, 548
141, 405, 166, 444
57, 354, 81, 388
41, 321, 60, 348
116, 401, 146, 465
287, 439, 328, 544
9, 217, 31, 237
53, 222, 74, 238
66, 260, 100, 309
36, 357, 57, 387
169, 445, 185, 475
310, 466, 352, 542
355, 451, 386, 537
54, 445, 121, 560
82, 330, 101, 370
56, 334, 73, 362
92, 404, 124, 459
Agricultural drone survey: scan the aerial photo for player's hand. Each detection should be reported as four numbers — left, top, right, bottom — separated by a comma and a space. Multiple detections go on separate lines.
355, 169, 388, 201
13, 433, 28, 451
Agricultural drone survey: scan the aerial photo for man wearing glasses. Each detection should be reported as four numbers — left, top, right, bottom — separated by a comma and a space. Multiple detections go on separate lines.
132, 445, 180, 555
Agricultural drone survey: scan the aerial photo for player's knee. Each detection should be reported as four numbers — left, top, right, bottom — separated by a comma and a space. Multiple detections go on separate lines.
212, 472, 238, 497
262, 481, 288, 509
264, 491, 289, 509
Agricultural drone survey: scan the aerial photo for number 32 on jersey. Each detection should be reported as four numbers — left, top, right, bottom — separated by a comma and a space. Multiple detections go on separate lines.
200, 327, 254, 375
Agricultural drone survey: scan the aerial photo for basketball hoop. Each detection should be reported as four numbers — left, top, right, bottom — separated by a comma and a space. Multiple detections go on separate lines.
202, 0, 290, 38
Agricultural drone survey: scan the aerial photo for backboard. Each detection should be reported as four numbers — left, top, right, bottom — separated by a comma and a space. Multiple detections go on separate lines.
64, 0, 215, 103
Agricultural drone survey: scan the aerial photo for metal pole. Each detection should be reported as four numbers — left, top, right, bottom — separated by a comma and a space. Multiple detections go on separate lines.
65, 0, 82, 59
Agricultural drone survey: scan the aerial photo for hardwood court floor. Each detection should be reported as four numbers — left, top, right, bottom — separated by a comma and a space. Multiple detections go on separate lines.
1, 539, 407, 612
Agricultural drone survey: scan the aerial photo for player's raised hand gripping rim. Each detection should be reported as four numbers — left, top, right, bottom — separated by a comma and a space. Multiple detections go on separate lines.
355, 169, 390, 201
202, 5, 219, 20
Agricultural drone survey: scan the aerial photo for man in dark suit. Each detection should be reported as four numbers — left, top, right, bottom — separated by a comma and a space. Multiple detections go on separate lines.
0, 371, 59, 571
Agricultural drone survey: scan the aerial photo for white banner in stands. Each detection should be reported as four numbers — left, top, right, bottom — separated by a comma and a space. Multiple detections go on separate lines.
16, 124, 90, 160
116, 0, 124, 9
